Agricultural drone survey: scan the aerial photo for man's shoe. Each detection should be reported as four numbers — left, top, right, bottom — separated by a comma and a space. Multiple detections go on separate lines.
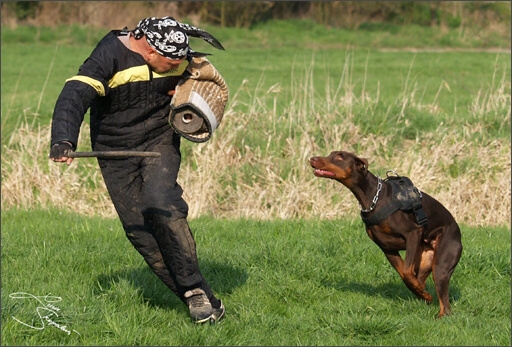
184, 288, 213, 324
210, 300, 225, 324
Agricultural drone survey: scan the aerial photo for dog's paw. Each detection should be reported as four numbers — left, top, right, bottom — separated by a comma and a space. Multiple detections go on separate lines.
422, 291, 433, 303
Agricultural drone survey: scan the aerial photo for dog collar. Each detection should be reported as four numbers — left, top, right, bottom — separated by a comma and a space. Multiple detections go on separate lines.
360, 176, 382, 213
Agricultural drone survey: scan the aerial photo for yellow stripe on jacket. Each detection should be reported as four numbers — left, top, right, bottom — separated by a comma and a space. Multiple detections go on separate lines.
65, 60, 189, 96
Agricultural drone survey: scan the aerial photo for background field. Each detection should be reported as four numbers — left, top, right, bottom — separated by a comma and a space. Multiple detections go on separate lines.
2, 21, 510, 225
1, 11, 511, 347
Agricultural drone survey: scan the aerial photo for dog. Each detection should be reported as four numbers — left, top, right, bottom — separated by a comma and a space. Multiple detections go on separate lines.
309, 151, 462, 318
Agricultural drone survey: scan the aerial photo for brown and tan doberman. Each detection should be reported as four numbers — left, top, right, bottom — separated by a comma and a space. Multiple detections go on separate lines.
310, 150, 462, 318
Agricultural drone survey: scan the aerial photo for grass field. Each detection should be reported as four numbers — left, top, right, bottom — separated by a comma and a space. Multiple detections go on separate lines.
1, 209, 510, 346
1, 20, 511, 346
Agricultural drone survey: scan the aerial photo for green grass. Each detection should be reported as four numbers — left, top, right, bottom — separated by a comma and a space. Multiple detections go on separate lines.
1, 209, 510, 346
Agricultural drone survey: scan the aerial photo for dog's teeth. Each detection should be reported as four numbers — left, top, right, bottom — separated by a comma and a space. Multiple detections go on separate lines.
314, 169, 335, 178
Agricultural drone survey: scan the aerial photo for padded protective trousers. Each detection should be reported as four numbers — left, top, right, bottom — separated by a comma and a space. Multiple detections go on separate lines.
97, 128, 218, 305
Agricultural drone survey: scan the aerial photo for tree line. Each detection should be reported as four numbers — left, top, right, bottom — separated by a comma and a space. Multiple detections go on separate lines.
2, 1, 510, 30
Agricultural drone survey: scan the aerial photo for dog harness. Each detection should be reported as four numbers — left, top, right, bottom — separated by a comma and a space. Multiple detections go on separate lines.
361, 171, 428, 227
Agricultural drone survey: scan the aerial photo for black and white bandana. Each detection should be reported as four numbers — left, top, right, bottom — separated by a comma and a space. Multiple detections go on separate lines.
133, 16, 224, 59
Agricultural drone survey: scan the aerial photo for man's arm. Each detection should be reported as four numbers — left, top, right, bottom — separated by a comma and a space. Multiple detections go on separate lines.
50, 37, 114, 160
50, 80, 98, 149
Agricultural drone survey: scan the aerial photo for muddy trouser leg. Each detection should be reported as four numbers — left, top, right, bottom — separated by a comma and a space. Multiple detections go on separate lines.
97, 132, 219, 308
145, 213, 220, 308
124, 224, 185, 302
98, 156, 185, 302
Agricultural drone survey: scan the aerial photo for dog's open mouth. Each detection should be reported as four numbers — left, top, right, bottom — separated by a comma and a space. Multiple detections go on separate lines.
313, 169, 335, 178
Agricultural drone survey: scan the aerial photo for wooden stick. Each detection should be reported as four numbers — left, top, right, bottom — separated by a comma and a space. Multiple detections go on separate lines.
68, 151, 161, 158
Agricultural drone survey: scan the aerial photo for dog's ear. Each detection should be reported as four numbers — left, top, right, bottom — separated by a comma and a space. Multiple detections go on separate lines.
357, 157, 369, 175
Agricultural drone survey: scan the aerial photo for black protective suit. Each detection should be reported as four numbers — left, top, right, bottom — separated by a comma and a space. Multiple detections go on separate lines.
51, 29, 219, 307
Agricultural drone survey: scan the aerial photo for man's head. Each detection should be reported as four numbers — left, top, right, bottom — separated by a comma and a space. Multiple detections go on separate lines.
134, 17, 190, 60
133, 16, 225, 61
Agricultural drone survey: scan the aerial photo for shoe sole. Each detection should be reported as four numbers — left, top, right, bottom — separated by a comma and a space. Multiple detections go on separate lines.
194, 316, 212, 324
209, 302, 225, 324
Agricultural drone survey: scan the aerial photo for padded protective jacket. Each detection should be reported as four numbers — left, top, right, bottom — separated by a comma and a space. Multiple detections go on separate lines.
51, 29, 191, 151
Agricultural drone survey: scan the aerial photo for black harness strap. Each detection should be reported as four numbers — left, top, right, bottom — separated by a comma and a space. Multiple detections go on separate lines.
411, 198, 428, 227
360, 198, 401, 226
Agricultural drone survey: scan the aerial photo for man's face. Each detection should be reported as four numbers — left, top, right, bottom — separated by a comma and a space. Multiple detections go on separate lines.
147, 50, 185, 73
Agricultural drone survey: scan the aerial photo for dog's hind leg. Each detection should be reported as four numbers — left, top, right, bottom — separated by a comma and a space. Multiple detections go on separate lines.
416, 247, 434, 291
432, 226, 463, 318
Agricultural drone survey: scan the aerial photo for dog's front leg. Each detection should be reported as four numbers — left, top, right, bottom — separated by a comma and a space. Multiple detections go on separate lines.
402, 231, 433, 303
382, 250, 406, 277
383, 249, 432, 303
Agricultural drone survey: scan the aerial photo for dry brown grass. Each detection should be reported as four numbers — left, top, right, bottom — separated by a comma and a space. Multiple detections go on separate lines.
1, 122, 115, 217
177, 103, 510, 226
2, 69, 510, 227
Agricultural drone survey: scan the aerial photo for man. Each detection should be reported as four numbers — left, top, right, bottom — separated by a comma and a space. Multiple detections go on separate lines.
49, 16, 226, 324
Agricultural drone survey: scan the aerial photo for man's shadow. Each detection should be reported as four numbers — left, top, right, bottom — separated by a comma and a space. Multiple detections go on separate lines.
95, 259, 248, 311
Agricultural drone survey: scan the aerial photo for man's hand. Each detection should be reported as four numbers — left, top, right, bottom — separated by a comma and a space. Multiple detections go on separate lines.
49, 141, 74, 165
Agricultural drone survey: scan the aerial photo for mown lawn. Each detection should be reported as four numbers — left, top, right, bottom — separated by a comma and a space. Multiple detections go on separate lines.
1, 209, 510, 346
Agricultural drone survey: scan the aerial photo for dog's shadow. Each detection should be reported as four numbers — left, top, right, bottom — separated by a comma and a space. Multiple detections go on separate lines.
94, 259, 248, 311
321, 277, 461, 303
